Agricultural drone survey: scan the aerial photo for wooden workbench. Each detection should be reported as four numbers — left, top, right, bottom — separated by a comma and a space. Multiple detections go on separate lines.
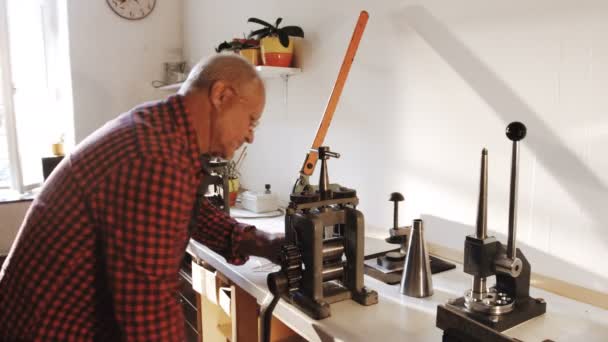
186, 215, 608, 342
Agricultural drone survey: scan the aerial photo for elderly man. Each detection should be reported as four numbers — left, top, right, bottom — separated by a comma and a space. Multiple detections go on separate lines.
0, 55, 283, 341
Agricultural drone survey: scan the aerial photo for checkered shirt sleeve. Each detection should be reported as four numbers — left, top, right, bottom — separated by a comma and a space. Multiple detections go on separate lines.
192, 197, 252, 265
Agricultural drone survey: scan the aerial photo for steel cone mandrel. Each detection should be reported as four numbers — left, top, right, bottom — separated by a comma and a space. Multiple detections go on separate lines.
400, 219, 433, 298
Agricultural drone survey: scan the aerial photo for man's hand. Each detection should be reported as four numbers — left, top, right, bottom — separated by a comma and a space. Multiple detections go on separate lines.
260, 231, 285, 265
239, 227, 285, 264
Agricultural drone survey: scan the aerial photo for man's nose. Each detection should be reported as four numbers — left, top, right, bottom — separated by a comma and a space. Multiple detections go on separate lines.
245, 130, 254, 144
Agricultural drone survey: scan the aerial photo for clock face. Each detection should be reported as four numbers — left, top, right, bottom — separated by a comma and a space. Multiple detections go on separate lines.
106, 0, 156, 20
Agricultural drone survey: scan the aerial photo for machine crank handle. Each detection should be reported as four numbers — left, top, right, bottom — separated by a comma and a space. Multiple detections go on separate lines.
299, 10, 369, 177
260, 271, 288, 342
505, 122, 526, 261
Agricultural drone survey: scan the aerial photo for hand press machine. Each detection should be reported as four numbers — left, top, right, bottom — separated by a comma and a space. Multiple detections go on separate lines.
436, 122, 547, 342
262, 10, 377, 342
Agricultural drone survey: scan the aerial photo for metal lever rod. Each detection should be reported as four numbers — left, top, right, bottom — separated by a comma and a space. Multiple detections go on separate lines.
299, 10, 369, 177
508, 141, 519, 259
316, 148, 340, 160
506, 122, 527, 259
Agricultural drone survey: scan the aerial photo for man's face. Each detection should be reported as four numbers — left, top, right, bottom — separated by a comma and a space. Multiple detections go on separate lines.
209, 80, 265, 159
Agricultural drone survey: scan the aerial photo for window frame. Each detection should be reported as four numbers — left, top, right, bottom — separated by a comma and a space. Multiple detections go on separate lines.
0, 0, 24, 192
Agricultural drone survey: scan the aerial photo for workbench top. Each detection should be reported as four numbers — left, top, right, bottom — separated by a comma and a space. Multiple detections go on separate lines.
187, 215, 608, 342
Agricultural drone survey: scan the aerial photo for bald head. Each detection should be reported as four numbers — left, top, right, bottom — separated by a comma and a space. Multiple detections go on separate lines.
179, 54, 263, 96
180, 54, 266, 159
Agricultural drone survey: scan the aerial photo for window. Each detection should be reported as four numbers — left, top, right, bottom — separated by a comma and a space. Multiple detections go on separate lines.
0, 0, 73, 193
0, 97, 10, 188
0, 0, 17, 190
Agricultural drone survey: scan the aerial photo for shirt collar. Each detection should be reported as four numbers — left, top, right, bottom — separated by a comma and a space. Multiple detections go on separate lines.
166, 94, 203, 174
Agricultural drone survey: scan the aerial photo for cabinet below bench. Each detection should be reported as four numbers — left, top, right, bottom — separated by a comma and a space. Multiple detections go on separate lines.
181, 252, 304, 341
178, 253, 200, 342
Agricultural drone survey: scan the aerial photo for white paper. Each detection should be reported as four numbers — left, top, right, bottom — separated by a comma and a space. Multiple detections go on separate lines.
204, 267, 217, 304
218, 287, 232, 316
191, 260, 204, 294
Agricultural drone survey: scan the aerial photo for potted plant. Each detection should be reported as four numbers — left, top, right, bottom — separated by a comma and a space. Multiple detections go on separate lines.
224, 147, 248, 207
247, 17, 304, 67
215, 38, 261, 66
52, 133, 65, 156
222, 159, 239, 207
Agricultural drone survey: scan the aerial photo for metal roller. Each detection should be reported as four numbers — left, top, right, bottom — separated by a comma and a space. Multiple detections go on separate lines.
322, 261, 344, 282
322, 237, 345, 260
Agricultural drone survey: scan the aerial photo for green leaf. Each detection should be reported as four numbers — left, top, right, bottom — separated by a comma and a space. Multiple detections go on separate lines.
248, 27, 270, 39
278, 30, 290, 47
215, 41, 233, 52
281, 26, 304, 38
247, 17, 273, 28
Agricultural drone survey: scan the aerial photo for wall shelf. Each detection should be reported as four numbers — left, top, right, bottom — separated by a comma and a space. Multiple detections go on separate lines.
155, 66, 301, 91
157, 82, 183, 91
255, 66, 302, 79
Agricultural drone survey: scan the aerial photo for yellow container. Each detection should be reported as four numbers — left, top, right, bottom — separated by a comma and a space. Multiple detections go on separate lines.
260, 36, 293, 53
239, 48, 261, 66
228, 178, 240, 193
228, 178, 240, 207
52, 143, 65, 156
260, 36, 294, 67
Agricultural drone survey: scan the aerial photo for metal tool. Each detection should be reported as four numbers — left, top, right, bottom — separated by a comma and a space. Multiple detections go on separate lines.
266, 146, 378, 321
293, 10, 369, 193
200, 156, 230, 214
400, 219, 434, 297
260, 245, 297, 342
387, 192, 410, 256
375, 193, 410, 269
285, 146, 378, 319
436, 122, 547, 341
261, 11, 372, 340
363, 194, 455, 284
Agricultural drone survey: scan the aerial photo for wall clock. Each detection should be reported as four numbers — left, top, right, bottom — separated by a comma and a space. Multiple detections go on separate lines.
106, 0, 156, 21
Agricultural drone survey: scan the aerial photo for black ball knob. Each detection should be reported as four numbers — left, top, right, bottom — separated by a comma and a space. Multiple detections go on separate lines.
506, 122, 527, 141
389, 192, 404, 202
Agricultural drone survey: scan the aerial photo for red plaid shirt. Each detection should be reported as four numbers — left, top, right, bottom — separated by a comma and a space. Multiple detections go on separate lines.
0, 95, 252, 341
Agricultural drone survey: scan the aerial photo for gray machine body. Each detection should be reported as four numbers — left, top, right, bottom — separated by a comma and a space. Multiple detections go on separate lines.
284, 196, 378, 319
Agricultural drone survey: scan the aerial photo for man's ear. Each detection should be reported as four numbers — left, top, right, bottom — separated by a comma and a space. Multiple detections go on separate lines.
209, 80, 236, 110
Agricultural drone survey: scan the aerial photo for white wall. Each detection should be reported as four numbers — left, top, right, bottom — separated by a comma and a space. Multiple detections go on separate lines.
0, 201, 30, 255
67, 0, 183, 142
183, 0, 608, 294
0, 1, 184, 249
